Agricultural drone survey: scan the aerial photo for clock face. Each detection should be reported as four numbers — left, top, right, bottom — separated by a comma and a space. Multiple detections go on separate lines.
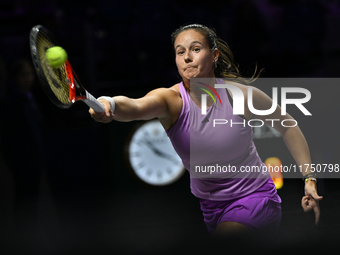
127, 120, 185, 186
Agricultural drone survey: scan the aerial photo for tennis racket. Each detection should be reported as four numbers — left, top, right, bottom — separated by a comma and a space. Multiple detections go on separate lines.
29, 25, 104, 112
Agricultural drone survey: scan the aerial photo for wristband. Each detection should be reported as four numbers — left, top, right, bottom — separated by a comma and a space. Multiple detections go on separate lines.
305, 178, 317, 183
98, 96, 115, 113
302, 172, 316, 181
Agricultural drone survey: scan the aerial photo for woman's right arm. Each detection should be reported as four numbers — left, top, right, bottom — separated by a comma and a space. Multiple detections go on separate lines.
89, 88, 171, 123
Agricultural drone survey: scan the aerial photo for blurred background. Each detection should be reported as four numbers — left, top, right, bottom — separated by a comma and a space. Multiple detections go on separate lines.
0, 0, 339, 254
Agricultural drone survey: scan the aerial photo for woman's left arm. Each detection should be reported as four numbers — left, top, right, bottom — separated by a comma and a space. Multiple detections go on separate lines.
248, 86, 323, 225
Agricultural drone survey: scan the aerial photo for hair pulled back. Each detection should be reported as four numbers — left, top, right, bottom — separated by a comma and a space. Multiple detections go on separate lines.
171, 24, 261, 84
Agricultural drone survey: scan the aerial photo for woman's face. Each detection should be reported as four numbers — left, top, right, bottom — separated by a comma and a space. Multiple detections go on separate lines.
174, 29, 217, 84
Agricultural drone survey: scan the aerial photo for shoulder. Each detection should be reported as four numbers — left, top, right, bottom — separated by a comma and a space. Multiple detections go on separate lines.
145, 84, 182, 107
168, 84, 181, 95
155, 84, 183, 130
146, 84, 180, 97
164, 84, 182, 108
142, 83, 182, 110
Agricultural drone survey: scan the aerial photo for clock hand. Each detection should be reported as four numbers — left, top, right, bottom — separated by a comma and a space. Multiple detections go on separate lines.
143, 139, 179, 164
143, 139, 164, 156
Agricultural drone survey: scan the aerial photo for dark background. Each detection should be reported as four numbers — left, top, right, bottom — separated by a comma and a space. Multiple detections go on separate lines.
0, 0, 339, 254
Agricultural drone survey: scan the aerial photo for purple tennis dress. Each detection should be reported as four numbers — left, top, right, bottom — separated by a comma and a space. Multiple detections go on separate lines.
166, 79, 282, 234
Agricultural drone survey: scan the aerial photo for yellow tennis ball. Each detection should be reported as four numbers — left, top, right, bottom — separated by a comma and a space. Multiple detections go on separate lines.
46, 46, 68, 68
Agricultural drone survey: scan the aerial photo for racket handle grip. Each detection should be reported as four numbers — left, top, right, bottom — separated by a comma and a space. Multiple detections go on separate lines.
84, 91, 105, 113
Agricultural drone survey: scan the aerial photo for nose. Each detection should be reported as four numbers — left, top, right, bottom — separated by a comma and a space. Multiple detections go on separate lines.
184, 51, 192, 63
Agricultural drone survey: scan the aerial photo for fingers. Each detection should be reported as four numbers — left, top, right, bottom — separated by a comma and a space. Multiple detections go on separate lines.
88, 100, 114, 123
305, 182, 323, 201
89, 110, 114, 123
301, 195, 321, 225
309, 189, 323, 201
313, 204, 321, 225
301, 196, 311, 212
315, 193, 323, 200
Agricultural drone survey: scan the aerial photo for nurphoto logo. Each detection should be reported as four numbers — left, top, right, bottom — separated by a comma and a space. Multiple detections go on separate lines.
199, 82, 312, 128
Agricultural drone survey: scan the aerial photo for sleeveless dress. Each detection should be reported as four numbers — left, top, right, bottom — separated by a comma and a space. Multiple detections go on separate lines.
166, 79, 282, 233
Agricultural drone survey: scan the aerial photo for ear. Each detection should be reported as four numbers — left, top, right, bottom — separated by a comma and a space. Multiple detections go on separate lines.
213, 48, 219, 62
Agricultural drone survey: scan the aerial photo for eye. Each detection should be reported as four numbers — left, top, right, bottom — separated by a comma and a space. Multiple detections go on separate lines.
177, 50, 184, 55
193, 47, 200, 52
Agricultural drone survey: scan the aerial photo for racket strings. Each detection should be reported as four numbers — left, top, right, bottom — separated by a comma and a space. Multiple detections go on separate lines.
36, 32, 70, 105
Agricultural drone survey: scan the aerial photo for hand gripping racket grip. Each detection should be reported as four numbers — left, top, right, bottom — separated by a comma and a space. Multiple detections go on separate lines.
84, 91, 105, 113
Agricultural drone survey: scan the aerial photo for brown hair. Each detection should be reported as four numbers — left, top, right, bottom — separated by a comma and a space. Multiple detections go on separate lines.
171, 24, 262, 85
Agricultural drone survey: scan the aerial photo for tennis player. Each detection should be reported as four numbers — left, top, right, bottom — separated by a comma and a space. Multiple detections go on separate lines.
90, 24, 322, 237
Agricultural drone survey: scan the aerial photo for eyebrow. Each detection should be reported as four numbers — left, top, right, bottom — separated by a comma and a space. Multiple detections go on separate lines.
175, 40, 205, 49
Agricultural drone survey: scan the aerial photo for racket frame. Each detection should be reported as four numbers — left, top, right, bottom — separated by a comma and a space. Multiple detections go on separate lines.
29, 25, 104, 112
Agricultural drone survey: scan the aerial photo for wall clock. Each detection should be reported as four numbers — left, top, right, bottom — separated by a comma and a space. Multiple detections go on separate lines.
125, 119, 185, 186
